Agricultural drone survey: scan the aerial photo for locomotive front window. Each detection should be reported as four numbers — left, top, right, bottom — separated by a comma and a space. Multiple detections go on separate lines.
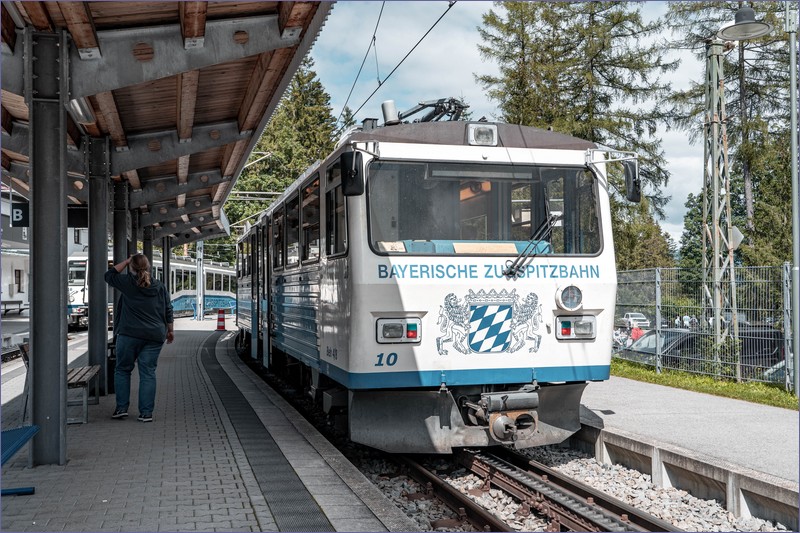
68, 261, 87, 285
367, 161, 601, 255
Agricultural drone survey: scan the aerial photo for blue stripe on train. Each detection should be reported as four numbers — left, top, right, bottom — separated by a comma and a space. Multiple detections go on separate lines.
172, 294, 236, 314
317, 364, 610, 389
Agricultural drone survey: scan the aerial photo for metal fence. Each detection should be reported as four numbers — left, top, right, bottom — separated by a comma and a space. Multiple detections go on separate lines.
614, 264, 794, 391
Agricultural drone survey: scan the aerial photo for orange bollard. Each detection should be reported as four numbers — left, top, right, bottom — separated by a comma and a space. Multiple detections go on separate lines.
216, 308, 226, 331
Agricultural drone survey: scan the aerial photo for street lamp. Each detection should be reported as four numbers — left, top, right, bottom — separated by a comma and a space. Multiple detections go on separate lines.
702, 6, 773, 380
717, 6, 773, 40
707, 4, 798, 394
785, 1, 799, 395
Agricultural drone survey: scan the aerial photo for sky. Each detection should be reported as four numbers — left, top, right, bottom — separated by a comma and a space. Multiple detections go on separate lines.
309, 1, 706, 244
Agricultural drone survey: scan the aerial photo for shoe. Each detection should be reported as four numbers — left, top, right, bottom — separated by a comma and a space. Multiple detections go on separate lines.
138, 413, 153, 422
111, 409, 128, 419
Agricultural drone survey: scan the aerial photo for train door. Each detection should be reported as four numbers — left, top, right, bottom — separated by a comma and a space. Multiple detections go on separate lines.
260, 216, 271, 368
249, 228, 260, 362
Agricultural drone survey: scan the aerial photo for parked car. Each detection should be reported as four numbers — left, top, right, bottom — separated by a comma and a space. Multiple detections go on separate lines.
620, 326, 785, 380
623, 312, 650, 329
619, 328, 691, 365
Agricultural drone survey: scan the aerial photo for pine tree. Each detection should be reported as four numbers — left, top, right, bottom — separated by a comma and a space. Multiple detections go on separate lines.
677, 192, 704, 279
209, 57, 338, 257
612, 197, 675, 270
475, 1, 678, 215
664, 2, 791, 246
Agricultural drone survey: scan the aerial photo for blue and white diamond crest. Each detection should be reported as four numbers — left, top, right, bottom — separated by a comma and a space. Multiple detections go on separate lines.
436, 289, 543, 355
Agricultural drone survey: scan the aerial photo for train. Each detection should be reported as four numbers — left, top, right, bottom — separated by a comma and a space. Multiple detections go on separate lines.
67, 251, 236, 327
236, 99, 641, 454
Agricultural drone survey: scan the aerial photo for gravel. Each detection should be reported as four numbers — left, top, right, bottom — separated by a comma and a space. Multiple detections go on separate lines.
350, 444, 789, 532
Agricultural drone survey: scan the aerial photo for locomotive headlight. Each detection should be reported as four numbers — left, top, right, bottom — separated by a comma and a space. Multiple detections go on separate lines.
382, 323, 404, 339
377, 318, 421, 343
467, 124, 498, 146
556, 316, 596, 340
555, 285, 583, 310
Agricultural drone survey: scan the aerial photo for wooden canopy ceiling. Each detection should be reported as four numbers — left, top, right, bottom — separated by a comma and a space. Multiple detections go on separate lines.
1, 1, 330, 245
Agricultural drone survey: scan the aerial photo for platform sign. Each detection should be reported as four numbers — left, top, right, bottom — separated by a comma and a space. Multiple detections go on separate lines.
11, 202, 29, 227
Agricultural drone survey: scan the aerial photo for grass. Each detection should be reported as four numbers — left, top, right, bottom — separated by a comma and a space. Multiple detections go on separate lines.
611, 357, 799, 411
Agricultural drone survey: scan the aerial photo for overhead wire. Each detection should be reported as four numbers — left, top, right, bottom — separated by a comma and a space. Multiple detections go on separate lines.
349, 1, 457, 119
336, 2, 386, 127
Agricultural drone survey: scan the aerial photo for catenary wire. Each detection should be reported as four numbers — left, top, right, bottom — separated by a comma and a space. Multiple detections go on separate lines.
336, 2, 386, 127
348, 1, 457, 120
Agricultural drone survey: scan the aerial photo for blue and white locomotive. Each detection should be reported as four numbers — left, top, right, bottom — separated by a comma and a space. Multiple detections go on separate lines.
236, 99, 640, 453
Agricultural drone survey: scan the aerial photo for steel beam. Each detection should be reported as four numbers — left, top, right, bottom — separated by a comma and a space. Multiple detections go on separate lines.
111, 120, 249, 175
162, 236, 171, 293
86, 136, 110, 394
702, 40, 741, 377
70, 15, 297, 99
170, 224, 228, 247
27, 28, 68, 465
1, 27, 23, 94
153, 216, 209, 239
139, 196, 214, 227
129, 208, 139, 256
129, 170, 228, 208
143, 225, 153, 266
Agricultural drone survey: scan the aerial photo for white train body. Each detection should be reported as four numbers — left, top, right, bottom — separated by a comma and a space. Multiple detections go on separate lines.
238, 120, 632, 453
67, 252, 235, 326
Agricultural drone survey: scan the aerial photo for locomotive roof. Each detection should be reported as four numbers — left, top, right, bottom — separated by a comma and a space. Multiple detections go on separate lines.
347, 121, 597, 150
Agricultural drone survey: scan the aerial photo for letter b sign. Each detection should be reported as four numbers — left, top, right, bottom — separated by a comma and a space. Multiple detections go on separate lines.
11, 202, 29, 227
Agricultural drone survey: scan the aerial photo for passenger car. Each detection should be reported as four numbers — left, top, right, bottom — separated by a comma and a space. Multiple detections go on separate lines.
619, 327, 785, 381
623, 312, 650, 329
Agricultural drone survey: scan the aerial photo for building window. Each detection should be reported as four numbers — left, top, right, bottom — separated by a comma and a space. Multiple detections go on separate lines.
74, 228, 81, 244
14, 270, 24, 293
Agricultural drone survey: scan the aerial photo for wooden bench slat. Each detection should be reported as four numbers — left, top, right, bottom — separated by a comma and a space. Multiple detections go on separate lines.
19, 343, 101, 423
67, 365, 100, 387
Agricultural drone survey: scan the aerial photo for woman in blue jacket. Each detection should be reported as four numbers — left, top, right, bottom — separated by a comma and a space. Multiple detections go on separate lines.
105, 254, 173, 422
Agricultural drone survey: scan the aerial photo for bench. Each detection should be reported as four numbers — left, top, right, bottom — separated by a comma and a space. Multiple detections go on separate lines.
20, 344, 101, 425
1, 300, 28, 315
1, 425, 40, 496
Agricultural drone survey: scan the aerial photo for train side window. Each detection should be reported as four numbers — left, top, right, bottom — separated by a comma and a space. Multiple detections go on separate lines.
273, 205, 285, 270
286, 194, 300, 268
302, 175, 321, 263
262, 218, 270, 298
326, 162, 347, 256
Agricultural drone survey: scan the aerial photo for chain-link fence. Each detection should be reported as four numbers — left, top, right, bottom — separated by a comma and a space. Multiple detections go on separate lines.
614, 264, 794, 391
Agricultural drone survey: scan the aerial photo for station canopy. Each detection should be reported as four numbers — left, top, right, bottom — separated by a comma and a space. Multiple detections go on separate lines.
1, 1, 330, 246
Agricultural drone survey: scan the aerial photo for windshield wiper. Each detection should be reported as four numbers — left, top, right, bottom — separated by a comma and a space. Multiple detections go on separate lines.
502, 213, 561, 279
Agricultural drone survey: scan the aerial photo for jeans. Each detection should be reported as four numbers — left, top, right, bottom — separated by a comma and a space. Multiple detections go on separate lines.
114, 334, 163, 416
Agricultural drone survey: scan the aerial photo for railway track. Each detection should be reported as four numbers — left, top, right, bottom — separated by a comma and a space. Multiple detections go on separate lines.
456, 448, 681, 532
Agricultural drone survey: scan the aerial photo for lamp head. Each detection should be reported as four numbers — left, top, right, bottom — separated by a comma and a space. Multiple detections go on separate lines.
717, 6, 773, 41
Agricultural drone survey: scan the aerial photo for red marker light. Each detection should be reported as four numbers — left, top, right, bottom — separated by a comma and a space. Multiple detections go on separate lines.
406, 323, 418, 339
560, 320, 572, 336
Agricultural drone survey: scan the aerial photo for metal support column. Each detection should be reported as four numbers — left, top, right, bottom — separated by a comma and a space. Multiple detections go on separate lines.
26, 29, 68, 465
113, 181, 129, 318
162, 236, 172, 292
786, 1, 799, 394
702, 39, 741, 378
129, 208, 139, 256
142, 225, 153, 267
86, 137, 111, 394
195, 240, 205, 320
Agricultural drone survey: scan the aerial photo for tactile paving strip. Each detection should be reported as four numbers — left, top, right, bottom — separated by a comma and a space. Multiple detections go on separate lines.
200, 333, 334, 532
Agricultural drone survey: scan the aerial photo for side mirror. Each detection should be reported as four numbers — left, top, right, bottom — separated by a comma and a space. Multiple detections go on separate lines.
623, 160, 641, 203
340, 151, 364, 196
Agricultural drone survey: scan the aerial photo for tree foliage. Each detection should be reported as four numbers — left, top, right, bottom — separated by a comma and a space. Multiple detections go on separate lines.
205, 57, 338, 264
612, 197, 676, 270
475, 1, 679, 219
665, 2, 791, 261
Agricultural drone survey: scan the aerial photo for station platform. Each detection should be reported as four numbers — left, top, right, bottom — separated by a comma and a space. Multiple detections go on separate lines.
0, 317, 419, 532
1, 316, 797, 532
581, 375, 799, 484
